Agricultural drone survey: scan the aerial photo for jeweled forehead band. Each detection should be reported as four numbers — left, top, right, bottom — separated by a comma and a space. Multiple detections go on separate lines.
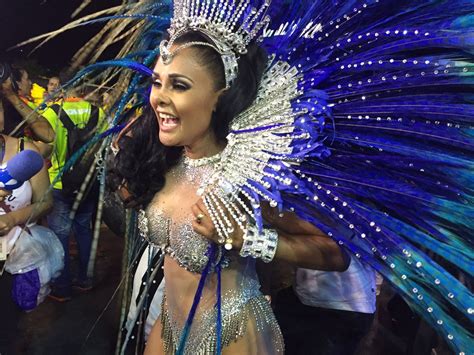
159, 0, 271, 89
159, 32, 238, 90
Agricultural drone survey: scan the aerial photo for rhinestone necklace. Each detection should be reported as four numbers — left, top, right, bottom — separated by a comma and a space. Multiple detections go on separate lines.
176, 151, 222, 184
183, 152, 222, 168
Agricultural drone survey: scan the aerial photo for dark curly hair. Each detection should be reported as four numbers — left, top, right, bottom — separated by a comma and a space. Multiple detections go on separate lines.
109, 32, 268, 207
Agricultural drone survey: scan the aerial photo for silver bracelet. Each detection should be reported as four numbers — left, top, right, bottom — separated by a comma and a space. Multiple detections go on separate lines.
239, 224, 278, 263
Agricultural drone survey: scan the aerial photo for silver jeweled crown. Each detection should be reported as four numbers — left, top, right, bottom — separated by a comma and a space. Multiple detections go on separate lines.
160, 0, 271, 88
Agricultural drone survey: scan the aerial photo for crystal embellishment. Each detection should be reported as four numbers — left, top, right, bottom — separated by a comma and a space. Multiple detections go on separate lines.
160, 0, 271, 88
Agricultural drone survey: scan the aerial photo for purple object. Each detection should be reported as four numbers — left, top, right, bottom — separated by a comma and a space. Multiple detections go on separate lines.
11, 269, 41, 311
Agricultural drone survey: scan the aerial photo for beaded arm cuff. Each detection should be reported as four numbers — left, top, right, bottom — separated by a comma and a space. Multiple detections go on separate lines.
239, 224, 278, 263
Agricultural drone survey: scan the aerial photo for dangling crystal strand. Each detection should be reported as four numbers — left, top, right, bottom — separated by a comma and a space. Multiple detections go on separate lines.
245, 1, 270, 34
173, 0, 180, 17
241, 3, 269, 43
210, 193, 234, 238
194, 0, 202, 17
217, 0, 229, 25
214, 191, 247, 234
238, 161, 266, 183
223, 0, 236, 25
223, 0, 235, 25
189, 0, 195, 17
247, 16, 270, 46
263, 170, 286, 184
226, 159, 262, 189
189, 0, 195, 18
234, 191, 255, 218
219, 0, 229, 22
204, 195, 227, 241
222, 0, 235, 27
244, 181, 271, 203
174, 0, 183, 17
209, 191, 234, 235
230, 0, 250, 32
238, 191, 258, 215
208, 196, 230, 241
240, 6, 257, 33
224, 197, 248, 233
184, 0, 192, 17
203, 194, 226, 243
206, 0, 217, 21
201, 0, 212, 18
210, 0, 223, 22
232, 0, 242, 23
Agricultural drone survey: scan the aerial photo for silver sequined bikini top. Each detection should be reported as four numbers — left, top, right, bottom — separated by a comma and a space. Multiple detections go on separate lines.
146, 205, 220, 273
137, 153, 227, 273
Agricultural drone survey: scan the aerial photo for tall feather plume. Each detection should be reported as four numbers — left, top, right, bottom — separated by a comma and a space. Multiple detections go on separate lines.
71, 0, 95, 19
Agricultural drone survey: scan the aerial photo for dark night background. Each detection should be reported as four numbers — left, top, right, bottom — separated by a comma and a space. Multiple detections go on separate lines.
0, 0, 121, 78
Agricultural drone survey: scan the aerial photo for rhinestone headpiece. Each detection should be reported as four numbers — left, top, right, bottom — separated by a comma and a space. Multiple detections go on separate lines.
159, 0, 271, 89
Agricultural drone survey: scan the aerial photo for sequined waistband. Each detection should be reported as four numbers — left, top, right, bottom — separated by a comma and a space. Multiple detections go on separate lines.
161, 293, 283, 354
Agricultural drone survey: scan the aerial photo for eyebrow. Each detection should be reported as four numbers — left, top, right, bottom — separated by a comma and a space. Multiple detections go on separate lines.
152, 72, 194, 83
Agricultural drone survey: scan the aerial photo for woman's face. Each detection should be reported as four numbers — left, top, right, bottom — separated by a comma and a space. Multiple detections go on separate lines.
47, 77, 60, 95
149, 46, 223, 154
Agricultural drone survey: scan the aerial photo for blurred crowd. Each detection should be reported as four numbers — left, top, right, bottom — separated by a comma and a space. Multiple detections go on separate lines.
0, 61, 108, 354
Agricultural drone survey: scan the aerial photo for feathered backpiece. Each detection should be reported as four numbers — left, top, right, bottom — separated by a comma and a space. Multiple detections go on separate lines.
196, 1, 474, 352
27, 0, 473, 352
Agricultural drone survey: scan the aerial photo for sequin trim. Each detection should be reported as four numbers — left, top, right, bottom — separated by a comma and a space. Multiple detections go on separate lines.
161, 293, 284, 354
142, 155, 229, 273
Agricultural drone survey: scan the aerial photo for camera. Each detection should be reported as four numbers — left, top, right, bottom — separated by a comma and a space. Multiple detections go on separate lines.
0, 62, 19, 92
0, 62, 12, 85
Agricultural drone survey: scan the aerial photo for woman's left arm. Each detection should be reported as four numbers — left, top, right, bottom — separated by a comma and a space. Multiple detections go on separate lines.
0, 142, 53, 234
261, 208, 349, 271
192, 200, 350, 272
1, 79, 55, 143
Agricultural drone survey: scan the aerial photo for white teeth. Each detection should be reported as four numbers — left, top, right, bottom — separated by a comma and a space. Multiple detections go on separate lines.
160, 112, 179, 127
160, 113, 176, 119
162, 119, 178, 127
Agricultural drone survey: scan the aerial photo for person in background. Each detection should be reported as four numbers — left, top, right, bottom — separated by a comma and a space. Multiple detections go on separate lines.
0, 134, 52, 355
44, 76, 63, 105
30, 75, 63, 109
47, 76, 61, 96
0, 67, 54, 143
42, 94, 106, 302
274, 255, 377, 355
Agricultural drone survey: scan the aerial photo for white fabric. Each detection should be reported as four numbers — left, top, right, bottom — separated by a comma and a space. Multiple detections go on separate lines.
126, 244, 164, 340
0, 181, 33, 254
295, 254, 376, 314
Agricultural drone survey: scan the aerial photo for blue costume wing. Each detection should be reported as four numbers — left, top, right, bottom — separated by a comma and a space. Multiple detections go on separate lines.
199, 1, 474, 352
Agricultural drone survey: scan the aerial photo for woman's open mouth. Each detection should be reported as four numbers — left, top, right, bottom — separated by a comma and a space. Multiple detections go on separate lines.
159, 112, 180, 131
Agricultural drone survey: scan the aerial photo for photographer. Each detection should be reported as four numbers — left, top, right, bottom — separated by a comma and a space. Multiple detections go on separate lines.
0, 63, 54, 144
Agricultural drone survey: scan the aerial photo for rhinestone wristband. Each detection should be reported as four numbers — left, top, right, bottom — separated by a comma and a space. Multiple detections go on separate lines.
239, 224, 278, 263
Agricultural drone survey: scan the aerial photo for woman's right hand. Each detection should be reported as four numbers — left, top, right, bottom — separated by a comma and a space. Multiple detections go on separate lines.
0, 189, 15, 235
0, 78, 15, 97
191, 197, 245, 250
0, 213, 16, 235
0, 189, 11, 202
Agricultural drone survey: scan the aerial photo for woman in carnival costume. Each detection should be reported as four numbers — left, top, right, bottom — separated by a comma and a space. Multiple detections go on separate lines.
115, 9, 349, 355
37, 0, 473, 353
